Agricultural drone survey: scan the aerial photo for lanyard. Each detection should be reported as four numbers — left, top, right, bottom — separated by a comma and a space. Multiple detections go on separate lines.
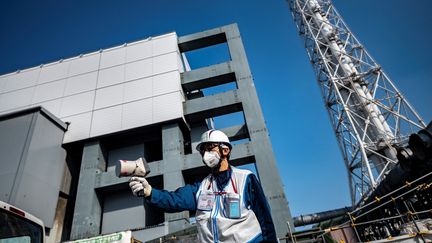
207, 169, 238, 194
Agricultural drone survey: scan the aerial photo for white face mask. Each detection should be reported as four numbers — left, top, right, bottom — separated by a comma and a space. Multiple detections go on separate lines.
203, 151, 221, 168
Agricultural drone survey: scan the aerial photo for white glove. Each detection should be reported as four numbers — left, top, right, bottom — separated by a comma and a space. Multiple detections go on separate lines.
129, 177, 152, 197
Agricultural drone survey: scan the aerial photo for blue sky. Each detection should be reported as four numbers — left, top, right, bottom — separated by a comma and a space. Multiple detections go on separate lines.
1, 0, 431, 221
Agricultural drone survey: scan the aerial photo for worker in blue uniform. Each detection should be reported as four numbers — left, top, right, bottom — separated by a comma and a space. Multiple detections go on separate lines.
129, 129, 277, 242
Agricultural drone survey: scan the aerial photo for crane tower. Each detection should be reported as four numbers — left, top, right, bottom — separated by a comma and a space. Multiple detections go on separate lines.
288, 0, 426, 204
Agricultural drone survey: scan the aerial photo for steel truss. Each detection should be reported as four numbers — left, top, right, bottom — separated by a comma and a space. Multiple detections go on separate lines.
288, 0, 426, 203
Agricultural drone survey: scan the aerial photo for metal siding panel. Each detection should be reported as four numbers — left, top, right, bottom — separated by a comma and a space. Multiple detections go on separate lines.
152, 34, 177, 56
101, 190, 145, 234
125, 59, 152, 82
153, 52, 178, 75
35, 99, 63, 117
100, 47, 126, 69
32, 79, 66, 103
62, 112, 92, 143
0, 107, 23, 116
68, 54, 100, 76
126, 41, 152, 63
153, 71, 180, 96
90, 105, 122, 137
122, 98, 153, 130
123, 76, 152, 103
0, 75, 8, 93
64, 72, 98, 96
4, 69, 39, 92
0, 114, 32, 203
60, 91, 95, 117
153, 92, 183, 123
94, 84, 124, 110
97, 65, 125, 88
0, 87, 35, 112
39, 62, 70, 84
14, 114, 66, 228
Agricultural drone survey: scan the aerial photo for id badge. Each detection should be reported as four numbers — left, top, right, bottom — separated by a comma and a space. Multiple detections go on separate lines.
197, 192, 215, 211
225, 193, 241, 219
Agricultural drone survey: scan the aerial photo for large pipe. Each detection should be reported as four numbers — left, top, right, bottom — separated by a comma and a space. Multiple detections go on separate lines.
293, 206, 353, 227
361, 121, 432, 206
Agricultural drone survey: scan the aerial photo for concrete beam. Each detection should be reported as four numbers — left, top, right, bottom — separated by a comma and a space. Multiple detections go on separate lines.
178, 24, 240, 53
183, 89, 242, 122
219, 124, 249, 142
178, 28, 226, 53
224, 23, 294, 237
181, 61, 235, 92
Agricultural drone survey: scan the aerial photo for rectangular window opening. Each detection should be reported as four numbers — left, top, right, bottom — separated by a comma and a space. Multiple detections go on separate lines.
200, 82, 237, 98
212, 111, 245, 130
183, 42, 230, 70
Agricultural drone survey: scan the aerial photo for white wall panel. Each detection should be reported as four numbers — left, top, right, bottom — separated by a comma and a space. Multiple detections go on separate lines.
0, 87, 34, 112
35, 99, 62, 117
60, 91, 95, 118
153, 52, 178, 75
153, 91, 183, 123
69, 54, 100, 76
4, 69, 39, 92
64, 72, 98, 96
94, 84, 124, 110
0, 76, 8, 93
122, 98, 152, 130
90, 105, 122, 137
98, 65, 125, 88
38, 62, 69, 84
100, 47, 126, 69
153, 71, 180, 96
123, 77, 152, 103
1, 32, 185, 144
152, 34, 177, 56
126, 41, 152, 63
62, 112, 92, 143
125, 59, 152, 81
32, 79, 66, 104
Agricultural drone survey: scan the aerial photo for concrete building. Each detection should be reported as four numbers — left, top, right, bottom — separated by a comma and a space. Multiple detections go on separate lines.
0, 24, 293, 242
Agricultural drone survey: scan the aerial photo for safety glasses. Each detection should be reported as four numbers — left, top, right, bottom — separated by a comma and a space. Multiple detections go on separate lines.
200, 143, 220, 153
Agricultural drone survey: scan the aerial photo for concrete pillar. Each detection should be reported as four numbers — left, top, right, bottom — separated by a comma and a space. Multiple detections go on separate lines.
161, 124, 190, 233
225, 24, 294, 238
70, 141, 106, 240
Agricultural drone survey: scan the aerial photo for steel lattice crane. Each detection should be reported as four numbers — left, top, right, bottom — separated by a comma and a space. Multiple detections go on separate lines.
288, 0, 427, 204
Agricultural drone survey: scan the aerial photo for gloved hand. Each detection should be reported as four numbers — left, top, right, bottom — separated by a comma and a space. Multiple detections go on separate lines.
129, 177, 152, 197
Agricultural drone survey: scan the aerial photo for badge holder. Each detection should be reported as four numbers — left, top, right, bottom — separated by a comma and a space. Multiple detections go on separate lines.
225, 193, 241, 219
197, 191, 215, 211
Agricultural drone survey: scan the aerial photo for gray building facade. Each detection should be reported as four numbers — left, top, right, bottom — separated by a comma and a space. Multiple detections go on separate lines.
0, 24, 293, 242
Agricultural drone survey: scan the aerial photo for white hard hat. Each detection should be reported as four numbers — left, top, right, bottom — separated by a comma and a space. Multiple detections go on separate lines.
196, 129, 232, 151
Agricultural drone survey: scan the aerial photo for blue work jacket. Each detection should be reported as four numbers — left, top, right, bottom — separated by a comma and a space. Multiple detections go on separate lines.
145, 166, 277, 242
